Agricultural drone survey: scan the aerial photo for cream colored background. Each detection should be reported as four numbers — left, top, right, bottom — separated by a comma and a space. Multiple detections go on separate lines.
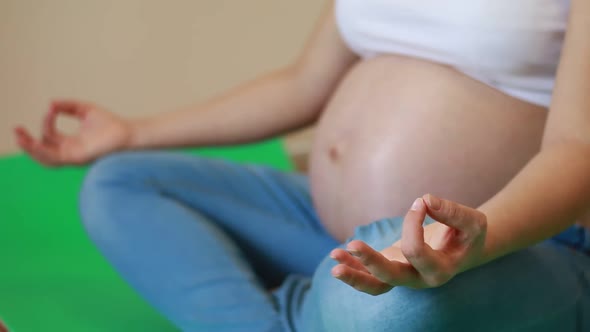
0, 0, 324, 155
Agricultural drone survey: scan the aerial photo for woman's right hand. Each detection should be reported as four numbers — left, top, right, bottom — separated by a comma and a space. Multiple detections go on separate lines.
14, 100, 134, 166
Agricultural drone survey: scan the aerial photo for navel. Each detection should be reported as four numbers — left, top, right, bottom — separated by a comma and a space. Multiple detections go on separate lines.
328, 142, 344, 162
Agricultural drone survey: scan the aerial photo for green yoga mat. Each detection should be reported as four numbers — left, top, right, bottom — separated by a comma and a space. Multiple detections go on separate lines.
0, 139, 293, 332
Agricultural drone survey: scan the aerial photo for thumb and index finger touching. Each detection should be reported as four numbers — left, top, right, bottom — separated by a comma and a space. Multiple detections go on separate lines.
401, 194, 486, 275
422, 194, 487, 238
13, 100, 88, 165
41, 100, 88, 143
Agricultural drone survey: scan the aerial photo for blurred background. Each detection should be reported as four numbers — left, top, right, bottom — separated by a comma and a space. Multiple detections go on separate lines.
0, 1, 323, 330
0, 0, 320, 165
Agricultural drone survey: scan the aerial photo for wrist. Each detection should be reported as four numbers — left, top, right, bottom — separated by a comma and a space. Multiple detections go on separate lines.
125, 117, 148, 150
461, 219, 497, 273
479, 219, 514, 267
480, 229, 497, 266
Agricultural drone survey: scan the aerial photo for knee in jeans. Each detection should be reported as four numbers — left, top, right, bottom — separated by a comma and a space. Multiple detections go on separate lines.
308, 256, 473, 331
81, 153, 138, 201
79, 152, 149, 236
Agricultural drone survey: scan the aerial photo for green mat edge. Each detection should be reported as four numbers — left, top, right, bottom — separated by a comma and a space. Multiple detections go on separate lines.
0, 138, 293, 332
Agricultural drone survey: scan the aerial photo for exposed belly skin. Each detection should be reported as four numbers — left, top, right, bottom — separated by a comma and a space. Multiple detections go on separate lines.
309, 55, 548, 242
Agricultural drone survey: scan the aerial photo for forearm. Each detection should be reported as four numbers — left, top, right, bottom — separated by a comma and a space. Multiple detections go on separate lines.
127, 66, 325, 149
478, 142, 590, 264
470, 0, 590, 267
122, 2, 357, 150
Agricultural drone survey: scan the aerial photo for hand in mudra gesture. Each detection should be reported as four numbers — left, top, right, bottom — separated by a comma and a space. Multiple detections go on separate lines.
331, 194, 488, 295
14, 100, 132, 166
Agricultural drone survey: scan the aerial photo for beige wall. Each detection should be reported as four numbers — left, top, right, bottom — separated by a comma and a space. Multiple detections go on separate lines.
0, 0, 325, 155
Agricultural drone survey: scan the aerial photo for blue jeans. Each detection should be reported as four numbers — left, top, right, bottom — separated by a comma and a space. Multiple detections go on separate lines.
80, 152, 590, 331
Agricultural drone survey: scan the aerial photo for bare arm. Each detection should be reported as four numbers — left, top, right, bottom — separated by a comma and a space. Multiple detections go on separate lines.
130, 2, 358, 149
14, 2, 357, 165
479, 0, 590, 262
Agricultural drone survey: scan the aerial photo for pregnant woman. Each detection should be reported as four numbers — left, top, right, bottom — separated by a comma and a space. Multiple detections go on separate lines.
15, 0, 590, 331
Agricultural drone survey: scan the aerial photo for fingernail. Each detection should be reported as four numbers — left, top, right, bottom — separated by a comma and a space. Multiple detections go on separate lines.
347, 249, 361, 257
410, 198, 423, 211
425, 194, 441, 210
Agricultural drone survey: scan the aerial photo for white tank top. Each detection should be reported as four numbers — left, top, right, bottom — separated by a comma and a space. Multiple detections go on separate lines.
335, 0, 570, 107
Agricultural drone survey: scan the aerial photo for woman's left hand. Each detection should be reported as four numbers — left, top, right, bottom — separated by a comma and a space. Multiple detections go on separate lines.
330, 194, 488, 295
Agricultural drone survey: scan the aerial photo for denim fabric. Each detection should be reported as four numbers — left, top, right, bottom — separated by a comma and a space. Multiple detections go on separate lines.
551, 224, 590, 254
300, 218, 590, 332
80, 152, 590, 332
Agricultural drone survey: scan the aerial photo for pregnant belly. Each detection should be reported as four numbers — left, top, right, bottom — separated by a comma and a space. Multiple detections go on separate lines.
309, 55, 547, 242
